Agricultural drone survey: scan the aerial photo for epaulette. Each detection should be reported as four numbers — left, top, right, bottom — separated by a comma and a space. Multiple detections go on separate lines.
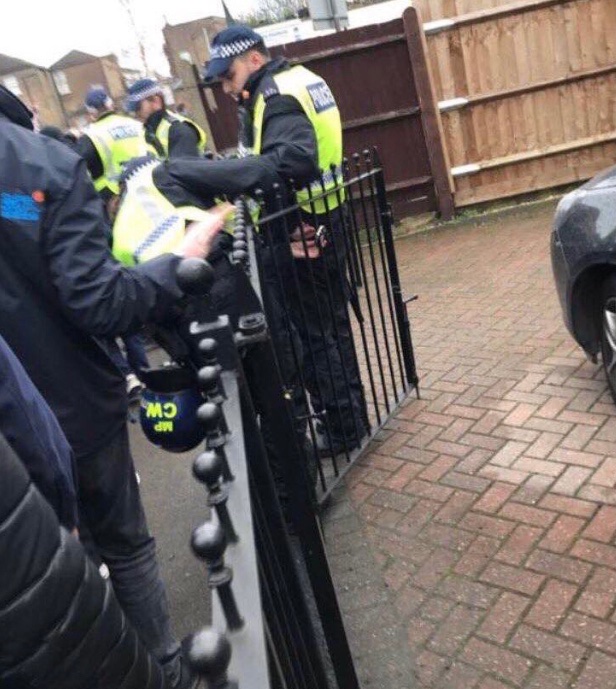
260, 76, 280, 102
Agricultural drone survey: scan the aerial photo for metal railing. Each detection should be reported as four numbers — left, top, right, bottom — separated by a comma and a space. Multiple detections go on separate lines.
173, 268, 359, 689
149, 150, 418, 688
251, 148, 419, 504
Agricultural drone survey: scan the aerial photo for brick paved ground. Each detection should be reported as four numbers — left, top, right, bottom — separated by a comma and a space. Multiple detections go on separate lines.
323, 200, 616, 689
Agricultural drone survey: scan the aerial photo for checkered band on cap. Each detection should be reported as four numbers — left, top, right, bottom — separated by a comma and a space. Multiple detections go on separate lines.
210, 38, 261, 60
135, 84, 161, 99
128, 84, 162, 102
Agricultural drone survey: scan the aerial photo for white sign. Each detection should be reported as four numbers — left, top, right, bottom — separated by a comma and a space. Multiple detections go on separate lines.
255, 20, 304, 47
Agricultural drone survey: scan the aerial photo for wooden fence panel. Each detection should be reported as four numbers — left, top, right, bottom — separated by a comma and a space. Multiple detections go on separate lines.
411, 0, 520, 22
421, 0, 616, 206
271, 20, 447, 217
201, 18, 455, 218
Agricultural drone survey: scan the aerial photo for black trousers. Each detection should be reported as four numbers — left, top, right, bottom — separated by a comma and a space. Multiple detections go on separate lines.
199, 252, 314, 504
270, 213, 366, 446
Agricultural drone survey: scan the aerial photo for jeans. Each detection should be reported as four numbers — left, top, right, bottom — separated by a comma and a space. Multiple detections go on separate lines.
76, 425, 181, 676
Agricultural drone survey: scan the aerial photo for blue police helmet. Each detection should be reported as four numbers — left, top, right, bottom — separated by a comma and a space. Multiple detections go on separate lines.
85, 86, 112, 112
139, 365, 206, 453
203, 25, 265, 82
125, 78, 163, 113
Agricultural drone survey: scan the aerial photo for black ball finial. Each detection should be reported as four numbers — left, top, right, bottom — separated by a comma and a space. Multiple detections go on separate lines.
198, 365, 220, 392
187, 627, 232, 678
191, 520, 227, 561
193, 450, 223, 485
176, 258, 215, 296
232, 249, 248, 263
198, 338, 218, 365
197, 402, 221, 432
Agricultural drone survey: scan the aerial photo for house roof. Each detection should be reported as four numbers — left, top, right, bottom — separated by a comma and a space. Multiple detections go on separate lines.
163, 15, 223, 31
0, 53, 41, 76
50, 50, 99, 70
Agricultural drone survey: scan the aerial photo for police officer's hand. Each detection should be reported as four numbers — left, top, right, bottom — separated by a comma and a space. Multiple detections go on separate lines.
290, 223, 327, 259
178, 203, 234, 259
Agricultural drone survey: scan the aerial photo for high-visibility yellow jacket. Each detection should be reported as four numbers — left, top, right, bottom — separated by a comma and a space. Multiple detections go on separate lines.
146, 112, 207, 159
85, 113, 148, 195
252, 64, 344, 214
112, 160, 215, 266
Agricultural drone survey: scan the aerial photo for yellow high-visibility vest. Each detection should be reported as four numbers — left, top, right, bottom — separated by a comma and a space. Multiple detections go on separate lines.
252, 65, 344, 214
147, 112, 207, 159
112, 160, 217, 266
85, 113, 148, 195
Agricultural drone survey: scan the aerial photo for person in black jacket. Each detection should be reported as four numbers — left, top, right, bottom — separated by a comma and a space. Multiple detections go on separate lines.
0, 85, 228, 689
0, 333, 77, 530
0, 432, 168, 689
166, 25, 367, 457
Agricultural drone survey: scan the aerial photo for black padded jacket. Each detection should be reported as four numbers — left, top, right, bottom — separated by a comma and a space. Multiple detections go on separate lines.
0, 432, 168, 689
0, 333, 77, 528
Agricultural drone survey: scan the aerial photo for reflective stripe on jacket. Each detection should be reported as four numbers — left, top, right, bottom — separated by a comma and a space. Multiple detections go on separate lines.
112, 160, 222, 265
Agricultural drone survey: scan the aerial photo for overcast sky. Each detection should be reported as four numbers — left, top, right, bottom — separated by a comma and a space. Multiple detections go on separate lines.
1, 0, 255, 72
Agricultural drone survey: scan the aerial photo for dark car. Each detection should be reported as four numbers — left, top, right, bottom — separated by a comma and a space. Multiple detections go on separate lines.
551, 164, 616, 401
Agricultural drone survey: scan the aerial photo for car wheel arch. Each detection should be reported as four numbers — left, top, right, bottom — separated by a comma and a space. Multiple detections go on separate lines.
570, 263, 616, 357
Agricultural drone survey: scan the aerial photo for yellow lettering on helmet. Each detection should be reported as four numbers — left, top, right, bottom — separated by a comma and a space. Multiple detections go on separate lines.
163, 402, 178, 419
146, 402, 163, 418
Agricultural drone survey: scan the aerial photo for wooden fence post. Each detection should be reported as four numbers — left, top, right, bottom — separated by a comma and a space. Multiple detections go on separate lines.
403, 6, 455, 220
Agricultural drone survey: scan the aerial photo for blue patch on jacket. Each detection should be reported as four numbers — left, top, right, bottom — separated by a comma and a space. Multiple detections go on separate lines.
0, 192, 40, 222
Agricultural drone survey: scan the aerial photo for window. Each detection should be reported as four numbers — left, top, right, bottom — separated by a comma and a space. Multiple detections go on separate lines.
3, 75, 21, 96
53, 71, 70, 96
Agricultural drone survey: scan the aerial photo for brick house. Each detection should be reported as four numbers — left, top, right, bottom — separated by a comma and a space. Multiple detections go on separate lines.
50, 50, 128, 130
0, 53, 66, 129
162, 16, 226, 149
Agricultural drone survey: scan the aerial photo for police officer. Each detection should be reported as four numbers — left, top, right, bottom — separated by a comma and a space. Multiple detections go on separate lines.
75, 86, 151, 400
110, 155, 310, 504
110, 155, 256, 331
165, 25, 367, 457
77, 86, 149, 203
125, 78, 207, 159
0, 84, 228, 689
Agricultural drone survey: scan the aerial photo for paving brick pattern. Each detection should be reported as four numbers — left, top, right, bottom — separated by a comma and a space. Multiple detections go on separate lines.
324, 202, 616, 688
